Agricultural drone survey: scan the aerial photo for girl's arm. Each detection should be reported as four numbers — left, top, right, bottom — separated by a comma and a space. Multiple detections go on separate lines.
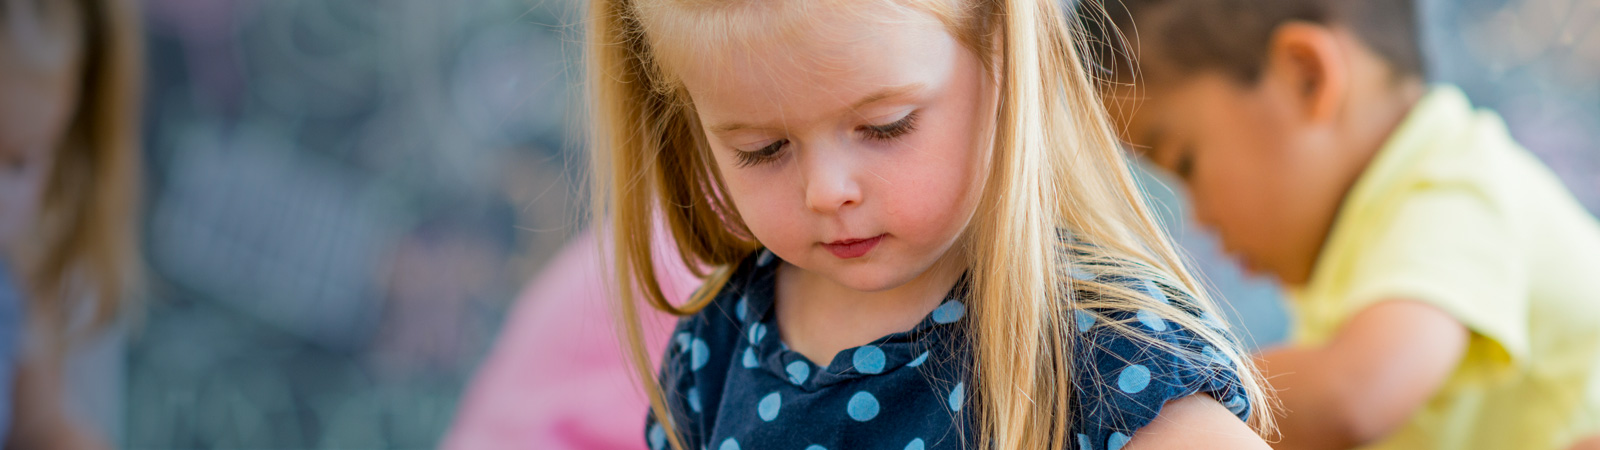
1123, 395, 1271, 449
1256, 300, 1468, 450
7, 351, 109, 450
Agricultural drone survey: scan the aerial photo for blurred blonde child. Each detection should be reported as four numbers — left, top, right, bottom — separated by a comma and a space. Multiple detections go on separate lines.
0, 0, 142, 448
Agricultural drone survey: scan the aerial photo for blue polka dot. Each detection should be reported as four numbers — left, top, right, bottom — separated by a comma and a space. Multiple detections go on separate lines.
1074, 310, 1096, 333
853, 345, 887, 374
786, 360, 811, 385
931, 300, 966, 324
675, 333, 691, 352
1136, 309, 1168, 332
847, 391, 880, 421
742, 347, 758, 368
758, 249, 775, 267
1076, 433, 1091, 450
948, 382, 965, 411
736, 296, 749, 321
648, 423, 666, 450
1224, 395, 1249, 416
719, 437, 741, 450
758, 391, 782, 421
748, 323, 767, 344
687, 387, 702, 413
1108, 431, 1131, 450
905, 438, 925, 450
1141, 279, 1170, 304
1202, 346, 1229, 366
691, 338, 710, 371
1117, 364, 1152, 394
906, 351, 929, 367
805, 446, 827, 450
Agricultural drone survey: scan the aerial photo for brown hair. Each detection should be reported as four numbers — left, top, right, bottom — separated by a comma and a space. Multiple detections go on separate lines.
19, 0, 143, 346
1078, 0, 1425, 84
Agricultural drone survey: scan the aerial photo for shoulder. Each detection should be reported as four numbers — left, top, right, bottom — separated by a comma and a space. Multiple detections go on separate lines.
669, 249, 775, 350
649, 250, 774, 448
655, 250, 776, 400
662, 249, 772, 370
1066, 272, 1253, 449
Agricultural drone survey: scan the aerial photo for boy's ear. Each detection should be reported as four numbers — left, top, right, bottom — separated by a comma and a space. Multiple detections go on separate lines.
1261, 22, 1347, 123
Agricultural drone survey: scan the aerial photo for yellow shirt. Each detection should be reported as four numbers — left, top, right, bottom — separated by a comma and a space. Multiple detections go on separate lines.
1287, 86, 1600, 450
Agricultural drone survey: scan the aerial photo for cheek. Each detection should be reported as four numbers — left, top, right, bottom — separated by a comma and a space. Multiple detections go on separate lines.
877, 117, 985, 240
1188, 131, 1274, 221
0, 165, 48, 250
713, 156, 804, 238
1189, 120, 1298, 251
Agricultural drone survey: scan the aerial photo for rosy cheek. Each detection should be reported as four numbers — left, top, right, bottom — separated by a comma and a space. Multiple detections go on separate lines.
722, 169, 803, 247
881, 142, 973, 235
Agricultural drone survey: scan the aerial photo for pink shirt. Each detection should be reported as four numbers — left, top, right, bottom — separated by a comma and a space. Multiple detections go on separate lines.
443, 230, 699, 450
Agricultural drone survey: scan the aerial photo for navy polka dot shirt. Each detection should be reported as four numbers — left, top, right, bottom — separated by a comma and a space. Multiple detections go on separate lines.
646, 249, 1252, 450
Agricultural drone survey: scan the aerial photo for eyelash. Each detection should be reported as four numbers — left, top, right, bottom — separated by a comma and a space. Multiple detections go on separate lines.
862, 111, 920, 142
733, 140, 786, 168
732, 111, 922, 168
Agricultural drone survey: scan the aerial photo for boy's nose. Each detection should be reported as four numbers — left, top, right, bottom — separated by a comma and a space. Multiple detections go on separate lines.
801, 146, 862, 215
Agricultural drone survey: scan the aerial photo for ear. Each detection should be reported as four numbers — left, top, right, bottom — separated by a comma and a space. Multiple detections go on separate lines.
1260, 22, 1348, 123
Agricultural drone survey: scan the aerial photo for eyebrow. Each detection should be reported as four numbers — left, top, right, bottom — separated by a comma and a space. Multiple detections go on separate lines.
708, 83, 927, 133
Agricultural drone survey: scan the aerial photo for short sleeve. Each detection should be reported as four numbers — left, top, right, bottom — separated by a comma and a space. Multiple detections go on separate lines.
1068, 285, 1252, 450
645, 316, 709, 450
1341, 188, 1529, 376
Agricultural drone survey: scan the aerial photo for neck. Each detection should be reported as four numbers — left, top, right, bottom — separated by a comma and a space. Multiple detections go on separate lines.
774, 250, 966, 365
1289, 74, 1425, 286
1332, 27, 1429, 165
1341, 81, 1426, 164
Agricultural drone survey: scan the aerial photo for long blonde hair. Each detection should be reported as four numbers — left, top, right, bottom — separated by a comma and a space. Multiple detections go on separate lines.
587, 0, 1274, 448
14, 0, 143, 348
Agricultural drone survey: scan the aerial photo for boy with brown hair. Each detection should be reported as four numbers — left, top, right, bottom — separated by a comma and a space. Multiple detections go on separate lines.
1079, 1, 1600, 449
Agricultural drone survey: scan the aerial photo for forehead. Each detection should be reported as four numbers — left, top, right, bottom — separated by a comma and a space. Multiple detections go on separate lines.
0, 0, 84, 67
1103, 70, 1235, 146
650, 2, 960, 128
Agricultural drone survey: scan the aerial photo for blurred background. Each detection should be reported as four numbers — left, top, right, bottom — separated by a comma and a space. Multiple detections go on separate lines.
50, 0, 1597, 448
118, 0, 581, 448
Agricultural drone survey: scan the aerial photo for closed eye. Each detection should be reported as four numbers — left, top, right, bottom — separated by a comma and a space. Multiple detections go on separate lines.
859, 111, 919, 142
733, 139, 787, 168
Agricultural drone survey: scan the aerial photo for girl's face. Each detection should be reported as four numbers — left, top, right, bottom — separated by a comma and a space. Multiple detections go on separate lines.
0, 0, 83, 251
673, 4, 995, 293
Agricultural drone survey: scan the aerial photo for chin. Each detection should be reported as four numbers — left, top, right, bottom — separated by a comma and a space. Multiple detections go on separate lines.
821, 263, 917, 293
1234, 254, 1295, 285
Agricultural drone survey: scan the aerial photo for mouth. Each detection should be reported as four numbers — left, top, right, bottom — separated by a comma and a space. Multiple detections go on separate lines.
821, 234, 885, 259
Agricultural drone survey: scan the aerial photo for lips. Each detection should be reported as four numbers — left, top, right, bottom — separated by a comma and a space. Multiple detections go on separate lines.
821, 234, 885, 259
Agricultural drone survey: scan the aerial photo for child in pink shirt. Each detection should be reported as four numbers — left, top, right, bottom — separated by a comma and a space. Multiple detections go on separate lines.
443, 227, 698, 450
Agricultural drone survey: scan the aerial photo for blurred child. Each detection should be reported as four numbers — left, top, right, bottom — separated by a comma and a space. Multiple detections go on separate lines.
443, 227, 695, 450
588, 0, 1285, 448
0, 0, 141, 448
1081, 0, 1600, 449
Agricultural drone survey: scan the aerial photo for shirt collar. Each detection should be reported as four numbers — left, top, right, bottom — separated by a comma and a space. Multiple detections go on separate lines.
730, 249, 969, 391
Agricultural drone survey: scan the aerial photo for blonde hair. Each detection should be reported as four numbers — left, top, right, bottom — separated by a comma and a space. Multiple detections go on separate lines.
15, 0, 143, 348
587, 0, 1275, 448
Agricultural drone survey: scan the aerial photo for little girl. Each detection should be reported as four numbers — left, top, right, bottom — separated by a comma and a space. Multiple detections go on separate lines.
0, 0, 141, 447
589, 0, 1275, 448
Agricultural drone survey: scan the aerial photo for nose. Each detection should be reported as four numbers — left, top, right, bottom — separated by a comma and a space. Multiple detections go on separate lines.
800, 142, 862, 215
